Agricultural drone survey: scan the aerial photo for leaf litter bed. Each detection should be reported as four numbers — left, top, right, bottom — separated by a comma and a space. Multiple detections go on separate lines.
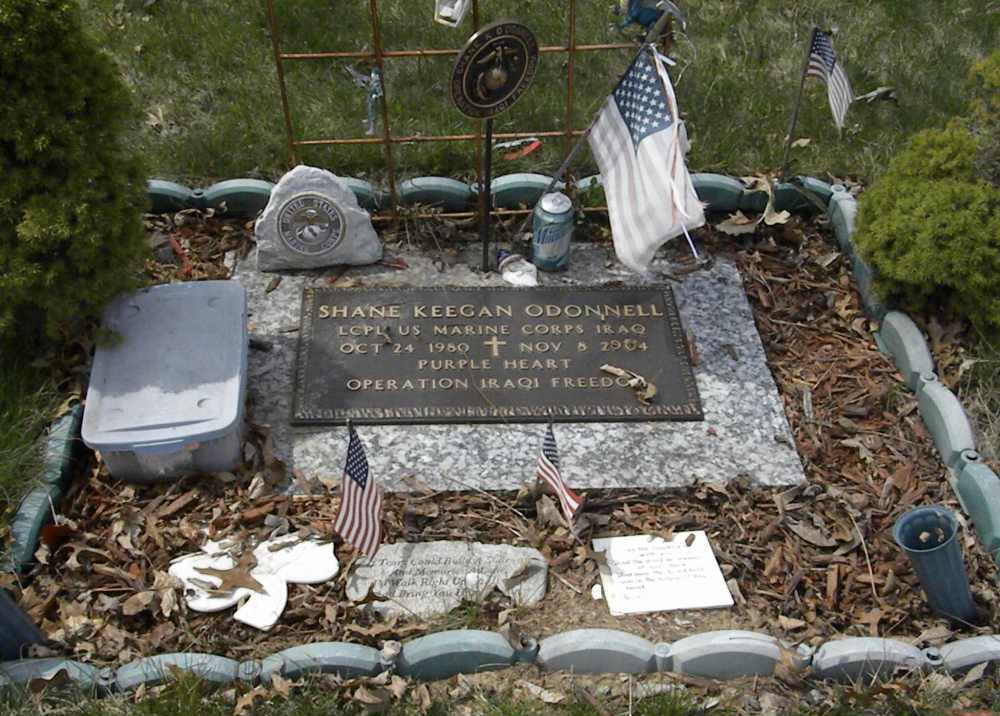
6, 208, 999, 674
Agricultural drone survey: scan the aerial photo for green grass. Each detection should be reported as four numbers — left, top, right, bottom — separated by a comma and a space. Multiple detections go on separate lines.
435, 599, 487, 631
0, 677, 715, 716
9, 677, 1000, 716
78, 0, 996, 186
0, 355, 59, 516
963, 336, 1000, 462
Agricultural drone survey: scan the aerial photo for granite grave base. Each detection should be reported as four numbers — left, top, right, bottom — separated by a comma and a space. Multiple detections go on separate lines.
235, 244, 806, 491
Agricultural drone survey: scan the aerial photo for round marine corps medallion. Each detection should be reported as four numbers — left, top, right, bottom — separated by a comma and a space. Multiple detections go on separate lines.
277, 193, 346, 256
450, 21, 539, 119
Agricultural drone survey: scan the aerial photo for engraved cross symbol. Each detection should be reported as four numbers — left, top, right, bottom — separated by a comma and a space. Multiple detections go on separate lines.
482, 336, 507, 357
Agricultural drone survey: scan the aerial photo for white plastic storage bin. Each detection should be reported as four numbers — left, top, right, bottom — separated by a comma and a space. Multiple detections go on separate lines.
82, 281, 248, 483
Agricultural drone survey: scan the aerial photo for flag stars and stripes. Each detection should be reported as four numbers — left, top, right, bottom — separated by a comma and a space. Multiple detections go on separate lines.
612, 54, 673, 149
587, 46, 706, 273
805, 28, 853, 130
808, 29, 838, 74
332, 424, 383, 558
535, 423, 582, 526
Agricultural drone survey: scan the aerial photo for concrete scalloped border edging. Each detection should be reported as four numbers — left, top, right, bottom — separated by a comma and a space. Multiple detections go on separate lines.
828, 187, 999, 562
6, 630, 1000, 691
3, 404, 85, 575
1, 405, 85, 660
145, 174, 832, 218
4, 178, 999, 693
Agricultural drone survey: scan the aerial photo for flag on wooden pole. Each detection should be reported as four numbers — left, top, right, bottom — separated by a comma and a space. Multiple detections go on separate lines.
332, 423, 383, 557
588, 46, 705, 274
806, 28, 853, 130
536, 423, 582, 526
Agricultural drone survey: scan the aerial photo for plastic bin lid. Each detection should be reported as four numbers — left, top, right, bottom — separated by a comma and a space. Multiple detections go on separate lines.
82, 281, 247, 452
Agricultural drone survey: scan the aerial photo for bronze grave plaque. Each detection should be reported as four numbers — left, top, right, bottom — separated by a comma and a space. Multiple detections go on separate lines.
291, 287, 701, 425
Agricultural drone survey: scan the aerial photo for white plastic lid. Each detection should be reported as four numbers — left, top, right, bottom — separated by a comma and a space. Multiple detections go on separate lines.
82, 281, 247, 452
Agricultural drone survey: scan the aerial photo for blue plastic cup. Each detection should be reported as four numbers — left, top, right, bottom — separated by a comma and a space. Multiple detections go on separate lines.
892, 506, 977, 623
0, 588, 45, 660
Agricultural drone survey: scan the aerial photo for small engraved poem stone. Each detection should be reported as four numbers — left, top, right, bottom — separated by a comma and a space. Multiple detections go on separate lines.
345, 541, 548, 619
255, 165, 382, 272
591, 532, 734, 615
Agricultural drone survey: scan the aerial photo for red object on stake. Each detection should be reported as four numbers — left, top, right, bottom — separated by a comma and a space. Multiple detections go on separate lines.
502, 138, 542, 161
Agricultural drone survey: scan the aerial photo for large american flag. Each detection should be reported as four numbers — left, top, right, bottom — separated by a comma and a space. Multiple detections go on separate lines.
332, 425, 383, 558
588, 47, 704, 274
806, 28, 853, 130
536, 423, 581, 526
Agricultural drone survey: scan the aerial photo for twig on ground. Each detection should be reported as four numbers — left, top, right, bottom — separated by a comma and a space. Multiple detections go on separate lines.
845, 505, 881, 606
551, 570, 584, 595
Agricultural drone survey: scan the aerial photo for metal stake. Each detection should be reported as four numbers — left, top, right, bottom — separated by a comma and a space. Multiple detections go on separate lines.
368, 0, 399, 222
480, 117, 495, 272
265, 0, 297, 166
564, 0, 578, 156
780, 27, 817, 179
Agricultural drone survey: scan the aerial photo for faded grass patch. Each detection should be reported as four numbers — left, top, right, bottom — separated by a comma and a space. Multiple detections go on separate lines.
0, 356, 59, 516
0, 675, 713, 716
962, 336, 1000, 464
78, 0, 996, 184
7, 674, 1000, 716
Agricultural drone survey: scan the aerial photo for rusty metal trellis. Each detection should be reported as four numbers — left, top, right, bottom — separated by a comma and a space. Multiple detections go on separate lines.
266, 0, 656, 223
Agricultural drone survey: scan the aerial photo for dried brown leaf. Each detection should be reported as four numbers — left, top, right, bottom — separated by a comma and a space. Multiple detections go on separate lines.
271, 672, 293, 698
388, 675, 408, 700
778, 615, 806, 630
156, 490, 198, 519
193, 566, 264, 594
412, 684, 432, 714
353, 684, 390, 708
535, 495, 563, 528
960, 661, 989, 688
786, 520, 838, 548
517, 680, 565, 704
122, 591, 155, 616
715, 211, 758, 236
235, 686, 267, 715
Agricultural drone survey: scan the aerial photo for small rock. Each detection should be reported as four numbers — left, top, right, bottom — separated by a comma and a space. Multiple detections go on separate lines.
154, 245, 179, 265
148, 230, 170, 250
255, 165, 382, 272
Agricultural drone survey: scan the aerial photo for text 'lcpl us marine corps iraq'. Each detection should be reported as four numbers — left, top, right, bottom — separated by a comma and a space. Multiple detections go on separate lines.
292, 287, 701, 425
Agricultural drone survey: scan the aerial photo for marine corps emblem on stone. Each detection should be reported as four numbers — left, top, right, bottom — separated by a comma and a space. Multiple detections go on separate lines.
254, 165, 382, 272
277, 193, 346, 256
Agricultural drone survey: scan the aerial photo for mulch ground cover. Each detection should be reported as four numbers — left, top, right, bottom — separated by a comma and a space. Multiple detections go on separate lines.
4, 206, 997, 673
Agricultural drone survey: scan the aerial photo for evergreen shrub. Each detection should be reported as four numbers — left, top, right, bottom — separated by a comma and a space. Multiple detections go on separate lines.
854, 52, 1000, 336
0, 0, 147, 346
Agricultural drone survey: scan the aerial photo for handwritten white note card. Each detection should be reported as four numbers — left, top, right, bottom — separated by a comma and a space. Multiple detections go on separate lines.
591, 532, 734, 615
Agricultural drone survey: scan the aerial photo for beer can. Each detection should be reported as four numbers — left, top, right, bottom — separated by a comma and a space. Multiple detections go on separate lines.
531, 192, 574, 272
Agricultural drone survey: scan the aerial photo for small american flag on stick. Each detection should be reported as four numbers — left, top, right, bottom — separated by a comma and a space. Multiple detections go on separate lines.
536, 423, 582, 526
332, 423, 383, 558
806, 28, 853, 130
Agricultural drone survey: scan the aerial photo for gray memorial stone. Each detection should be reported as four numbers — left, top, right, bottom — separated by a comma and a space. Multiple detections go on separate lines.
235, 243, 806, 491
255, 165, 382, 272
345, 541, 547, 619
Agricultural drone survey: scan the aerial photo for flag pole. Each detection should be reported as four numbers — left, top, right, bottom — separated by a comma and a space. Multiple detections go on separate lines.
780, 26, 818, 179
513, 10, 676, 247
